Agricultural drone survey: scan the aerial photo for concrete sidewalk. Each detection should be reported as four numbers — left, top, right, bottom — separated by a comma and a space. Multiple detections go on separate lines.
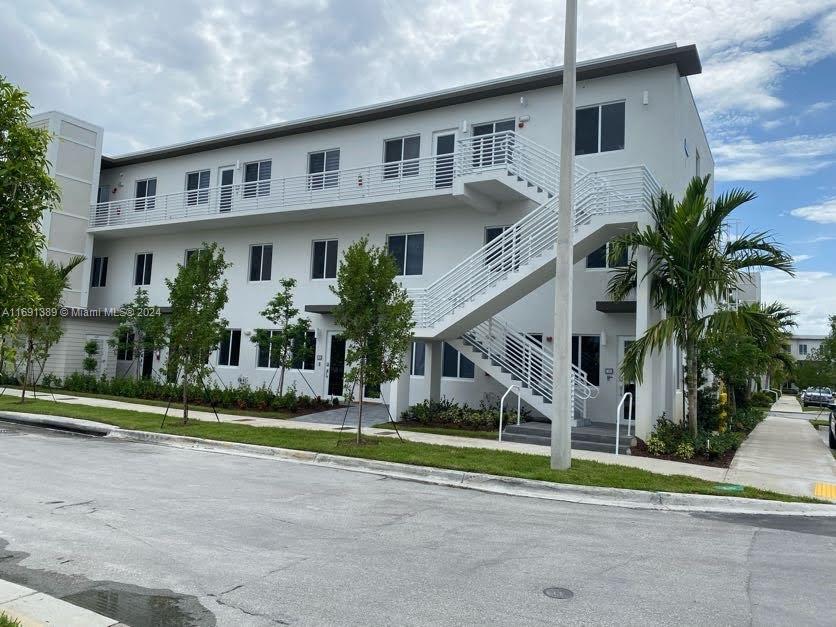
0, 579, 121, 626
1, 389, 727, 482
726, 414, 836, 500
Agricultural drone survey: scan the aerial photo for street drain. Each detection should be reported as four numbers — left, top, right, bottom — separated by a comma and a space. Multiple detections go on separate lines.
543, 587, 574, 599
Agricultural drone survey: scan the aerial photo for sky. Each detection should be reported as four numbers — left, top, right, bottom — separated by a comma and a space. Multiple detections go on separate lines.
2, 0, 835, 333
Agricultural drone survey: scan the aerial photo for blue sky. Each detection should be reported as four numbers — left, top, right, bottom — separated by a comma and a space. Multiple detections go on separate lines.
1, 0, 834, 332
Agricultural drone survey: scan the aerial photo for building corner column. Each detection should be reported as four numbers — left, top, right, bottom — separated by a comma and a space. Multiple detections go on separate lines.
424, 340, 442, 402
388, 349, 412, 422
634, 246, 655, 439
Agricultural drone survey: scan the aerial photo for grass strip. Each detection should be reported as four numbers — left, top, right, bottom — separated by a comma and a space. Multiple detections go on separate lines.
0, 397, 822, 503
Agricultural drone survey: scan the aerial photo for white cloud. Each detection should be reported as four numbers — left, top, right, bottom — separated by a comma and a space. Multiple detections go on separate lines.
790, 197, 836, 223
713, 134, 836, 181
792, 254, 813, 263
1, 0, 835, 153
762, 270, 836, 334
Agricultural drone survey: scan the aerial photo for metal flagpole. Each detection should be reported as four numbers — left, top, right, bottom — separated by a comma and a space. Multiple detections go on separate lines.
551, 0, 577, 470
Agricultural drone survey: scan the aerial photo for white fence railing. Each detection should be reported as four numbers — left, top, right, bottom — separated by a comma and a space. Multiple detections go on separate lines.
410, 133, 660, 329
459, 315, 598, 420
89, 153, 455, 228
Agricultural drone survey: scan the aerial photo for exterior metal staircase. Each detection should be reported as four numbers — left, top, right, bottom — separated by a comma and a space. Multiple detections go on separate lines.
409, 131, 661, 440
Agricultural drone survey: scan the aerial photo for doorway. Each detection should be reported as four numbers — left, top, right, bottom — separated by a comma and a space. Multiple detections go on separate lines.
326, 333, 347, 397
219, 166, 234, 212
141, 348, 154, 380
618, 337, 636, 420
433, 131, 456, 189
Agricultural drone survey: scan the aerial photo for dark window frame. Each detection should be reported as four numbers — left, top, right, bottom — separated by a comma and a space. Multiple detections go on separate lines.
441, 342, 475, 379
134, 177, 157, 211
134, 252, 153, 286
185, 169, 211, 206
383, 135, 421, 179
249, 244, 273, 282
311, 239, 338, 280
217, 328, 242, 367
387, 233, 424, 276
575, 101, 626, 155
308, 149, 340, 190
90, 256, 108, 288
243, 159, 272, 198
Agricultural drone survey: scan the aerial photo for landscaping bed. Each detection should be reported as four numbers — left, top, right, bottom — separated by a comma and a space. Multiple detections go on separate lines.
0, 396, 815, 503
398, 397, 520, 432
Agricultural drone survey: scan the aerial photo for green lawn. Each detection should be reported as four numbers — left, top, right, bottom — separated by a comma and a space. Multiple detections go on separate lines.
4, 385, 298, 420
0, 396, 822, 503
373, 421, 498, 440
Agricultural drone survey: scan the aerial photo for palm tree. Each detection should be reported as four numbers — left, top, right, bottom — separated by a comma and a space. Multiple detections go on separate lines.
607, 175, 793, 436
18, 255, 85, 400
742, 301, 797, 393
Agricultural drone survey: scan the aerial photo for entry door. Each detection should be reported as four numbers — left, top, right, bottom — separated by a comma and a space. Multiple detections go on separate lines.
219, 167, 235, 212
141, 348, 154, 380
433, 131, 456, 189
326, 333, 347, 397
618, 337, 636, 420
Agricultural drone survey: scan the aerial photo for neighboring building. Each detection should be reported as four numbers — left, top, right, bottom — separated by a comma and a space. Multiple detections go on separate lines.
33, 43, 713, 441
787, 335, 826, 361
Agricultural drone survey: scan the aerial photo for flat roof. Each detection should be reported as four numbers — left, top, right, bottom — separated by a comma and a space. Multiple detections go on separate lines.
102, 43, 701, 168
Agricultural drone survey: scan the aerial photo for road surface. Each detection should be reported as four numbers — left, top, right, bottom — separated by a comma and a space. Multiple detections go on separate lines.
0, 421, 833, 626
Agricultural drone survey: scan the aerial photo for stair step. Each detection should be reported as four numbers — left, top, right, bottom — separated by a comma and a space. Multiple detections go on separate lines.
501, 432, 631, 454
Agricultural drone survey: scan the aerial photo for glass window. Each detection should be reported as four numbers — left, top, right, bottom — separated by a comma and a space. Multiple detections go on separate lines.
442, 342, 475, 379
249, 244, 273, 282
576, 102, 625, 155
311, 240, 338, 279
218, 329, 241, 367
134, 253, 152, 286
387, 233, 423, 276
308, 149, 340, 189
472, 120, 515, 166
571, 335, 600, 386
90, 256, 108, 287
586, 245, 607, 269
185, 170, 210, 205
384, 135, 420, 179
117, 330, 134, 361
256, 329, 281, 369
243, 160, 272, 198
291, 331, 317, 370
411, 341, 425, 376
134, 178, 157, 211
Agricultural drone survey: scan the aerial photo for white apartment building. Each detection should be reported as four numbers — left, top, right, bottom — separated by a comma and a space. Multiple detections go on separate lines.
35, 43, 713, 443
787, 335, 826, 360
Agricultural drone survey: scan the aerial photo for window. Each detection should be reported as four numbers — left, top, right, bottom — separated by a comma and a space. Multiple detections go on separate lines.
90, 256, 108, 287
134, 253, 153, 286
291, 331, 317, 370
384, 135, 420, 179
410, 341, 425, 376
571, 335, 600, 386
311, 240, 338, 279
186, 170, 210, 205
442, 342, 475, 379
134, 178, 157, 211
585, 242, 628, 269
485, 225, 516, 271
575, 102, 625, 155
243, 160, 272, 198
117, 330, 134, 361
472, 119, 515, 167
308, 149, 340, 190
184, 249, 198, 265
217, 329, 241, 367
799, 344, 808, 356
387, 233, 424, 276
256, 329, 280, 368
249, 244, 273, 282
96, 186, 110, 205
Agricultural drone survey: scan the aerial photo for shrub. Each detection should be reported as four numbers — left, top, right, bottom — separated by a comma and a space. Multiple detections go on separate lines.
675, 441, 695, 460
730, 407, 766, 433
646, 435, 667, 455
697, 384, 721, 431
748, 391, 773, 408
399, 397, 522, 431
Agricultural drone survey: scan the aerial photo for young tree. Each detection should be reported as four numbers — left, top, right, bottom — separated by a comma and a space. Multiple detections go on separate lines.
109, 288, 166, 380
82, 339, 99, 376
0, 77, 60, 336
331, 237, 414, 443
165, 242, 230, 423
608, 175, 794, 436
18, 256, 85, 401
251, 277, 312, 395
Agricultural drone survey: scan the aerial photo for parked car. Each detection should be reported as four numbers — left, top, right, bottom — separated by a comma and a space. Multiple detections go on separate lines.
829, 402, 836, 449
802, 387, 834, 408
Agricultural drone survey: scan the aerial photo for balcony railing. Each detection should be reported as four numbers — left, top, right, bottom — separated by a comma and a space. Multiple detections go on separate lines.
89, 153, 456, 228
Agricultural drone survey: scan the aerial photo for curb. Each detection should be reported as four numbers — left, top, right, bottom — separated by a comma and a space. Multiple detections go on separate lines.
3, 411, 835, 516
0, 578, 123, 627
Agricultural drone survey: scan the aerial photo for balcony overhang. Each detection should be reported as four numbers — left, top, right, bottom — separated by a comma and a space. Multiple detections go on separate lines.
596, 300, 636, 314
305, 304, 336, 315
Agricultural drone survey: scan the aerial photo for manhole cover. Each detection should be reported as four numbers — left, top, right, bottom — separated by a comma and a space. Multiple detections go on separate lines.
543, 587, 574, 599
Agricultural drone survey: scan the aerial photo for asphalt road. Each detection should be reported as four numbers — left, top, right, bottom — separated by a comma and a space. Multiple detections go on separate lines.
0, 422, 834, 626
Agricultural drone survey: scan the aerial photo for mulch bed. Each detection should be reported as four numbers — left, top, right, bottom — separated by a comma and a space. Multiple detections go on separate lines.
630, 438, 737, 468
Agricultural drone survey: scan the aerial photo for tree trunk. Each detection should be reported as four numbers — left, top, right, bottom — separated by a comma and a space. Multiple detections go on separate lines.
357, 360, 364, 444
182, 367, 189, 424
278, 367, 286, 397
20, 340, 33, 402
686, 343, 699, 438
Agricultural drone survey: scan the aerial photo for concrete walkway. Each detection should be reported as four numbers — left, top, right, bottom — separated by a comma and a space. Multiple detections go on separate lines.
0, 578, 121, 626
726, 413, 836, 500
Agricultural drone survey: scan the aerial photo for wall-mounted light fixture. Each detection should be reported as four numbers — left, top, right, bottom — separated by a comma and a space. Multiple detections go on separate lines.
642, 90, 649, 105
460, 120, 468, 133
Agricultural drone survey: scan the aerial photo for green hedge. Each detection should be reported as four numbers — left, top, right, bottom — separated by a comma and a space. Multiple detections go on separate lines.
49, 372, 337, 413
399, 397, 528, 431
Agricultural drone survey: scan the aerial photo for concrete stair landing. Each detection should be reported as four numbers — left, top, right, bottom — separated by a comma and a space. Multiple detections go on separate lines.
502, 420, 635, 454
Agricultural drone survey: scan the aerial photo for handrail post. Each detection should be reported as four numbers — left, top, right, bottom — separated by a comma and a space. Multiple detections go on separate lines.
498, 384, 520, 442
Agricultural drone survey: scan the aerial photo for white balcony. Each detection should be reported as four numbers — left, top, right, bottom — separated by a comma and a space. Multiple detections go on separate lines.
88, 154, 459, 236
